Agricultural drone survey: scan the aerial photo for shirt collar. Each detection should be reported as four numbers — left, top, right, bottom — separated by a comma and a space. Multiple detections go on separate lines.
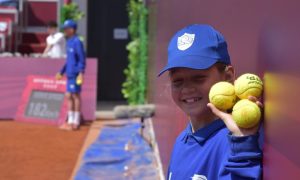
182, 119, 225, 144
67, 35, 77, 41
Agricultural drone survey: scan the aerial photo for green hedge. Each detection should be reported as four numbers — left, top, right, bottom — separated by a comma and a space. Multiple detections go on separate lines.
60, 2, 84, 24
122, 0, 148, 105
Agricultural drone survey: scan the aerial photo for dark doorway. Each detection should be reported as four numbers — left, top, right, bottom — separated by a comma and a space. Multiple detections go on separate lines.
87, 0, 129, 101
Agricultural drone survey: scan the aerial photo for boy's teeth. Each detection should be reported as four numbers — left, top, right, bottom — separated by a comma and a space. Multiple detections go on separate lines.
185, 98, 200, 103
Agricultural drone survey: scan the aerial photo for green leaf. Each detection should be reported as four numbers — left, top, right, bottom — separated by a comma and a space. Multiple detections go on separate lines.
122, 0, 148, 105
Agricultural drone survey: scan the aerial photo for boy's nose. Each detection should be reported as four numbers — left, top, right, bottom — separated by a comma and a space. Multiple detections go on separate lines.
181, 83, 197, 94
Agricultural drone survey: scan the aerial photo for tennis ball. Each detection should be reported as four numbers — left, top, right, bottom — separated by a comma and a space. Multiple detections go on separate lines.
209, 82, 236, 110
234, 73, 263, 99
232, 99, 261, 128
76, 75, 83, 85
76, 78, 82, 85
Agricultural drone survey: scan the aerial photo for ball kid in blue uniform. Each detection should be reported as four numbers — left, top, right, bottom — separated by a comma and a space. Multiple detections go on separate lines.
56, 19, 86, 130
159, 25, 263, 179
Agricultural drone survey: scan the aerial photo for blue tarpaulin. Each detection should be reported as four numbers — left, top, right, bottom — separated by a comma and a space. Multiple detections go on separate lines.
75, 122, 159, 180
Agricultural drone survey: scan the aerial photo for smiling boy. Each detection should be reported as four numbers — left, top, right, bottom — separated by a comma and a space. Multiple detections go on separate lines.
159, 25, 262, 179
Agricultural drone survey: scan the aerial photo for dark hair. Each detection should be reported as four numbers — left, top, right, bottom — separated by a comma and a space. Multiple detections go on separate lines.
47, 21, 58, 28
215, 62, 228, 72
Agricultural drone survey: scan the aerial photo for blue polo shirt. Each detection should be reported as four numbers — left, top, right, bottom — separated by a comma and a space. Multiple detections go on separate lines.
167, 120, 262, 180
60, 35, 86, 78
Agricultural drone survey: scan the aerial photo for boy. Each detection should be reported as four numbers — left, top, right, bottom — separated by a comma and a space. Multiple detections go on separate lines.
56, 19, 86, 130
159, 25, 262, 179
43, 21, 66, 58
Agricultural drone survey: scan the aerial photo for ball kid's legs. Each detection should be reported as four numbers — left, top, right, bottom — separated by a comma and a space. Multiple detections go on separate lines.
72, 93, 81, 128
66, 92, 75, 125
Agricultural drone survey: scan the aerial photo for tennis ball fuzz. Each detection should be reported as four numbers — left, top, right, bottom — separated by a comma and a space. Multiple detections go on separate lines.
232, 99, 261, 128
234, 73, 263, 99
76, 76, 83, 85
209, 82, 236, 110
76, 79, 82, 85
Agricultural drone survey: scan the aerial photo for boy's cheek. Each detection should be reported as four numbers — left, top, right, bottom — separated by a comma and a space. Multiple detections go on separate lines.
171, 91, 180, 105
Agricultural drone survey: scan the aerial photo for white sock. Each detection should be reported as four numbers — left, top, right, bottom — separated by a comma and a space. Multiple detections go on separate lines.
74, 111, 81, 125
68, 111, 75, 124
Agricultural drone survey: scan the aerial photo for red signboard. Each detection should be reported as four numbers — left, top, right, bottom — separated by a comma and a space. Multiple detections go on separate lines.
15, 75, 68, 126
0, 58, 97, 121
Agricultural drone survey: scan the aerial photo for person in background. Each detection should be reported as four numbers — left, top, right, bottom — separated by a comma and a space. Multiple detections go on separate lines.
0, 0, 19, 9
43, 21, 66, 58
56, 19, 85, 131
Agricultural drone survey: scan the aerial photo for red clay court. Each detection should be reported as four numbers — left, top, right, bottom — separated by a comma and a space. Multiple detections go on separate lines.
0, 120, 89, 180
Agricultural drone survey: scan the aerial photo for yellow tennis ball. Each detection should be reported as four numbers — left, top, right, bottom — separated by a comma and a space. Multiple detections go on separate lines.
76, 77, 83, 85
76, 79, 82, 85
232, 99, 261, 128
234, 73, 263, 99
209, 82, 236, 110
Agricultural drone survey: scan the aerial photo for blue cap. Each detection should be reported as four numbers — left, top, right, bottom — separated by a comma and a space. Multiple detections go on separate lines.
158, 24, 231, 76
62, 19, 77, 29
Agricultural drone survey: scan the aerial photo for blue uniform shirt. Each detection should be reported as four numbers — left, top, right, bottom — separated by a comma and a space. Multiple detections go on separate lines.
60, 35, 86, 78
167, 120, 262, 180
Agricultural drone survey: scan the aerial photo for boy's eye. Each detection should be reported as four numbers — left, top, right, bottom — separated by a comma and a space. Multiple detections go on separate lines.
171, 80, 183, 88
193, 76, 206, 82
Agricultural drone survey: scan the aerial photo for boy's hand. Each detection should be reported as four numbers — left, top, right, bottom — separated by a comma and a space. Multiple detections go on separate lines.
55, 73, 63, 80
207, 96, 263, 136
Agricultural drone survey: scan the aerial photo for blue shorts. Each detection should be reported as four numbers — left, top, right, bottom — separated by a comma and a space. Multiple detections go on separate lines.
67, 77, 81, 93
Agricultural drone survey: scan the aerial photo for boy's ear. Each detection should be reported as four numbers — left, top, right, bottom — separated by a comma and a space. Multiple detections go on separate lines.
224, 66, 235, 83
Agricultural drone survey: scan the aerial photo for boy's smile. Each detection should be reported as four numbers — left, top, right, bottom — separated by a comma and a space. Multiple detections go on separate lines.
182, 97, 202, 104
169, 66, 225, 122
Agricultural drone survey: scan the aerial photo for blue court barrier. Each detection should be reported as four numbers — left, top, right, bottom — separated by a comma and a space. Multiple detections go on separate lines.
75, 122, 159, 180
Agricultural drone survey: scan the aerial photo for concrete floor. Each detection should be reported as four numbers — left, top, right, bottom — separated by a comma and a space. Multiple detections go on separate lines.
97, 101, 127, 111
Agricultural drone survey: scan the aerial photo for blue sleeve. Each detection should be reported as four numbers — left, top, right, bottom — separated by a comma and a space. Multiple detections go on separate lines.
219, 134, 262, 180
60, 63, 66, 75
75, 39, 86, 73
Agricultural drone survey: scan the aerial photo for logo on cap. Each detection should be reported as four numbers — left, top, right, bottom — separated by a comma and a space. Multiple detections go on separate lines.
177, 33, 195, 51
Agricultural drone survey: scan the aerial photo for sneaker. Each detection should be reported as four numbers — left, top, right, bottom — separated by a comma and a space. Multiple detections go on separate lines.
71, 124, 80, 130
59, 123, 73, 131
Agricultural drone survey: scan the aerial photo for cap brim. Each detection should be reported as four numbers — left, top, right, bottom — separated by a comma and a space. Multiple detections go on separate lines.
61, 25, 74, 29
158, 55, 218, 76
61, 25, 68, 29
